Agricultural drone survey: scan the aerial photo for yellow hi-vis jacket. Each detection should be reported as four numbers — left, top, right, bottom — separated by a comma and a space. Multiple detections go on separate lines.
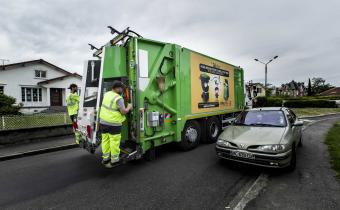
66, 92, 80, 116
99, 91, 126, 126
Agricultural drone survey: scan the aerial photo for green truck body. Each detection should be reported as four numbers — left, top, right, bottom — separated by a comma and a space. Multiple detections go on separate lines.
78, 30, 244, 158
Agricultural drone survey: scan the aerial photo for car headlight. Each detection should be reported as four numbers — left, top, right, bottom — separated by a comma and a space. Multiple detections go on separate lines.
216, 139, 232, 147
257, 144, 286, 152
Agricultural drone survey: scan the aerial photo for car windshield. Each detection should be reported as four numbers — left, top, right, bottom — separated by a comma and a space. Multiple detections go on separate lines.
234, 110, 287, 127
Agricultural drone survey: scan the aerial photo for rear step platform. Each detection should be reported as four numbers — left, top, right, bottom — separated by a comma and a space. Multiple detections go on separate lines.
115, 140, 142, 166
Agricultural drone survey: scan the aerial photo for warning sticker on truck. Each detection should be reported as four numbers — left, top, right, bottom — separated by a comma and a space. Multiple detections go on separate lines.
190, 52, 235, 113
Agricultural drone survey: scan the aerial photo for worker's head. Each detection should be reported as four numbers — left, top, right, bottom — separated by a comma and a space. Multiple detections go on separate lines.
112, 81, 124, 95
68, 84, 78, 93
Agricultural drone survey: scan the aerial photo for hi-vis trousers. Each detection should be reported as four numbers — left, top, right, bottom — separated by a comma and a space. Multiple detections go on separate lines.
101, 133, 121, 163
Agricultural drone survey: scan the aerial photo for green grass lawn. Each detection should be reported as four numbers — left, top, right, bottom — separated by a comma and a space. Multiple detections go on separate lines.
292, 108, 340, 118
325, 122, 340, 179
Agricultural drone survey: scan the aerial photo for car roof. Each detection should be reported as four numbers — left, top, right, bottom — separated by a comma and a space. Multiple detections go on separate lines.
248, 107, 286, 111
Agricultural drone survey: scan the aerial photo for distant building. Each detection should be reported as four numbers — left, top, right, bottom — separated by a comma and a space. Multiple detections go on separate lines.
319, 87, 340, 96
245, 82, 266, 98
0, 59, 82, 114
278, 80, 305, 97
245, 82, 266, 107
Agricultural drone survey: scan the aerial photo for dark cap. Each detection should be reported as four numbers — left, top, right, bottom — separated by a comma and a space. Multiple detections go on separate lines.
68, 83, 78, 89
112, 81, 125, 89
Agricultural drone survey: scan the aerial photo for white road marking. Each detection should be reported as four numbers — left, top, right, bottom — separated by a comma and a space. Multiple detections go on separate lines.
226, 174, 268, 210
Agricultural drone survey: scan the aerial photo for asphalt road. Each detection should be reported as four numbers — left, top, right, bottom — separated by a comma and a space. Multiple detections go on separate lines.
1, 115, 339, 210
246, 115, 340, 210
0, 141, 260, 209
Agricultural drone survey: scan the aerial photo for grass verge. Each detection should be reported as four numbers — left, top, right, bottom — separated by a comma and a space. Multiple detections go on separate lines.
292, 108, 340, 118
325, 122, 340, 178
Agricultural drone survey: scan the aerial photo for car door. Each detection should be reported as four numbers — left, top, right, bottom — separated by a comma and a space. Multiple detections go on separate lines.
287, 109, 300, 147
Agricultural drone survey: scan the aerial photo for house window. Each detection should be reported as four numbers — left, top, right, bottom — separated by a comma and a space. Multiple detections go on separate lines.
35, 70, 47, 78
257, 88, 262, 93
0, 86, 4, 94
21, 87, 42, 102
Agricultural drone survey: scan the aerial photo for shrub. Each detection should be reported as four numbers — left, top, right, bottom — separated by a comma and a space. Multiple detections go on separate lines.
253, 97, 283, 107
266, 98, 283, 107
283, 100, 337, 108
0, 94, 21, 115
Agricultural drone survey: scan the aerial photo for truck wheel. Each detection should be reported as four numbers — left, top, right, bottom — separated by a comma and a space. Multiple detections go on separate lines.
179, 120, 201, 151
144, 146, 156, 161
202, 117, 221, 144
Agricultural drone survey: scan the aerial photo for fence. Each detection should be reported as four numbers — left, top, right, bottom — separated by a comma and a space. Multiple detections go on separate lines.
0, 113, 72, 131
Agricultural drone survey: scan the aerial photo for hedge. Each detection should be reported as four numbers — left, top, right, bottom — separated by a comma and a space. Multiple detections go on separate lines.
253, 97, 283, 107
271, 95, 340, 101
283, 100, 337, 108
253, 96, 338, 108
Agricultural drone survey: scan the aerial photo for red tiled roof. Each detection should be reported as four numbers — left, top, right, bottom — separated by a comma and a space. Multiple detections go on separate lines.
319, 87, 340, 96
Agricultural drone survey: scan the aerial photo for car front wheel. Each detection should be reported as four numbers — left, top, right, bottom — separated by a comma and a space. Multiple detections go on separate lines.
286, 147, 296, 172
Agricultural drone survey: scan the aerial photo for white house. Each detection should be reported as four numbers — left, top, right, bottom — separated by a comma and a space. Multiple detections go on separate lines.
0, 59, 82, 114
245, 82, 266, 107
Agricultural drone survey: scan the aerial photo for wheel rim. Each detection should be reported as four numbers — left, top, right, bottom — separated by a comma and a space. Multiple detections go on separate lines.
186, 127, 198, 143
210, 122, 219, 138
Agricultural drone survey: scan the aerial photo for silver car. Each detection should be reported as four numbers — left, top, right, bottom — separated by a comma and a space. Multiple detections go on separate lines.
216, 107, 303, 170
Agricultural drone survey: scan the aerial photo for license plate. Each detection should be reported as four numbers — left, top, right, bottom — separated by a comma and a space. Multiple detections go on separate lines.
230, 150, 255, 159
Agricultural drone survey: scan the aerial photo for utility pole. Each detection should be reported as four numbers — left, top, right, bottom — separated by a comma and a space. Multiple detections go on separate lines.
254, 56, 279, 96
0, 59, 10, 66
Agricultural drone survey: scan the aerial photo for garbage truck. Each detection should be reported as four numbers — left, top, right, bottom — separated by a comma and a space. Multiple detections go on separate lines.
77, 27, 245, 161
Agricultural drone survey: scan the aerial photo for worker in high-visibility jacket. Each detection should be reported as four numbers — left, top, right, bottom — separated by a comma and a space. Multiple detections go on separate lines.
66, 83, 81, 144
99, 81, 132, 168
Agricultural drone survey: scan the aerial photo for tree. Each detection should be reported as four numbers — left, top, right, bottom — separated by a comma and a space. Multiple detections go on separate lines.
311, 77, 334, 95
0, 94, 21, 115
307, 78, 312, 96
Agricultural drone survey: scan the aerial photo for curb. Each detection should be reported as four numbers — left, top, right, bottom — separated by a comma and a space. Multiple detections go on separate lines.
0, 144, 79, 161
299, 112, 340, 119
301, 114, 340, 132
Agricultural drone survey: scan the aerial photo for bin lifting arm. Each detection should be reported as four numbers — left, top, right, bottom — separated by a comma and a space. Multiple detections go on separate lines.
89, 27, 142, 58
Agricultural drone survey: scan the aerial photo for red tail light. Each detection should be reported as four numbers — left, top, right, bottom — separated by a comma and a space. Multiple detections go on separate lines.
86, 125, 93, 139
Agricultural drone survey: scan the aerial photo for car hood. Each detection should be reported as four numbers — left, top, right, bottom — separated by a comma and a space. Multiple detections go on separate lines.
219, 125, 286, 146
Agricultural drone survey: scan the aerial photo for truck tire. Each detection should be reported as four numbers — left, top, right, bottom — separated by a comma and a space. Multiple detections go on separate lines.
201, 117, 221, 144
179, 120, 201, 151
144, 146, 156, 161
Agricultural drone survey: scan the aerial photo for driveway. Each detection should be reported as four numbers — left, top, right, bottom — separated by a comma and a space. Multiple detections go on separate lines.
245, 115, 340, 210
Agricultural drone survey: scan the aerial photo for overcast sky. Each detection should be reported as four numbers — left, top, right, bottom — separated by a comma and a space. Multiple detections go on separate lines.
1, 0, 340, 86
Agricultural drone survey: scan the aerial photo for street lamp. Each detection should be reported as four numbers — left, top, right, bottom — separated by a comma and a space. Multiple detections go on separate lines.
254, 55, 279, 95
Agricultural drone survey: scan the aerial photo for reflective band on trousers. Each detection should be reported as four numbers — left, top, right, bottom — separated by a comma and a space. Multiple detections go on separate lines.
99, 91, 126, 124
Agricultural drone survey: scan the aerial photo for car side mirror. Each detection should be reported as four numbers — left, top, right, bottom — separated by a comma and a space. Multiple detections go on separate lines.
293, 121, 303, 127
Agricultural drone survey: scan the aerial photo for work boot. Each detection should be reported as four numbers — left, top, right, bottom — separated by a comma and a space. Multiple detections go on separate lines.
101, 159, 110, 165
104, 161, 120, 168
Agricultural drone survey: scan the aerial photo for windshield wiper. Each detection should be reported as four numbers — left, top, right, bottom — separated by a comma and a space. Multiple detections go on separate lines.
248, 123, 282, 127
233, 122, 247, 126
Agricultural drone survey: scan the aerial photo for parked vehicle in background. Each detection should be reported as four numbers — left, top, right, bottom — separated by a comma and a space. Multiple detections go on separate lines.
216, 107, 303, 171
